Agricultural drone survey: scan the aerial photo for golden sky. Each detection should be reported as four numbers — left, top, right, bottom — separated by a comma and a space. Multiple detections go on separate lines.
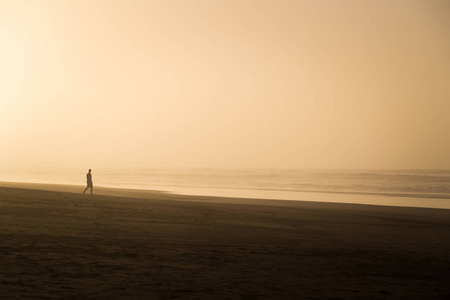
1, 0, 449, 170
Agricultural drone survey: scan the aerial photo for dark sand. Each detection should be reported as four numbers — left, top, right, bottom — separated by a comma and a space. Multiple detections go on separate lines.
0, 182, 449, 299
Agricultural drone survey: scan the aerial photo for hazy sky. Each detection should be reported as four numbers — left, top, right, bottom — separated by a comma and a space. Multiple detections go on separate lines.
1, 0, 449, 171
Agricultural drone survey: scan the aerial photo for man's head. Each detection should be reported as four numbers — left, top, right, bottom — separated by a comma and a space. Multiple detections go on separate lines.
88, 169, 91, 173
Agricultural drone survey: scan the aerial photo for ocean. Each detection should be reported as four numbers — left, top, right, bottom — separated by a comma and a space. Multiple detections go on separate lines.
2, 168, 450, 209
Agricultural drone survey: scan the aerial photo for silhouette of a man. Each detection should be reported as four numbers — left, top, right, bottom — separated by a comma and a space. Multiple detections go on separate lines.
83, 169, 93, 195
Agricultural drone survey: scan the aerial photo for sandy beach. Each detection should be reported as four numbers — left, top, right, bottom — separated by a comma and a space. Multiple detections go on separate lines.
0, 182, 449, 299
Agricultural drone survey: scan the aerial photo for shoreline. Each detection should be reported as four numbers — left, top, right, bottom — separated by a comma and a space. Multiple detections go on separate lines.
1, 180, 449, 210
0, 183, 449, 299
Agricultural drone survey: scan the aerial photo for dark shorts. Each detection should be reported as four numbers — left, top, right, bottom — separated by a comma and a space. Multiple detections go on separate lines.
87, 182, 93, 188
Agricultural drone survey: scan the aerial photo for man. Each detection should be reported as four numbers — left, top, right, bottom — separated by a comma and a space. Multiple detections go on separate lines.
83, 169, 93, 194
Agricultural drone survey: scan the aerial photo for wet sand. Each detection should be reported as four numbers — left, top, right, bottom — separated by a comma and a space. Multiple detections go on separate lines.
0, 182, 449, 299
